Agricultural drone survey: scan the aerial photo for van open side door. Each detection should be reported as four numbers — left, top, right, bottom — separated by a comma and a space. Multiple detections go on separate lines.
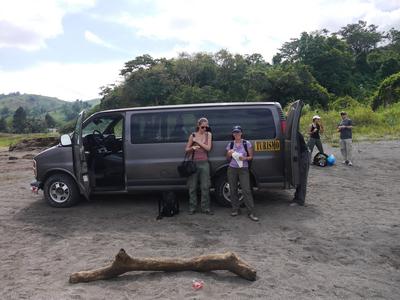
72, 111, 90, 199
284, 100, 304, 188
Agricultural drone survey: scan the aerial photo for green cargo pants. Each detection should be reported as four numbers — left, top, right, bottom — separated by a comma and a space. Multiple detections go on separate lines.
187, 161, 210, 212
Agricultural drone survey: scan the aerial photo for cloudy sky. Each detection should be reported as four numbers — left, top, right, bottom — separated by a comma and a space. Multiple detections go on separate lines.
0, 0, 399, 101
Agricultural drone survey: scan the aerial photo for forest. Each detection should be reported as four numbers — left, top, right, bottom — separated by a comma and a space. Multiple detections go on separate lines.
1, 20, 400, 136
99, 20, 400, 112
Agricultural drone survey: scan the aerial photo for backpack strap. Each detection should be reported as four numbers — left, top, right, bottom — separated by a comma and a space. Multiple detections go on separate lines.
242, 140, 249, 157
230, 140, 250, 156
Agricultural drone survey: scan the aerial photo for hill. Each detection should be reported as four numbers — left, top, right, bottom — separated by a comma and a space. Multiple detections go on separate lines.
0, 92, 100, 126
0, 92, 67, 112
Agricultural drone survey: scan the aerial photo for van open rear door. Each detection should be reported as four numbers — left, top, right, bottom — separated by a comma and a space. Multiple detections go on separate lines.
72, 111, 90, 199
284, 100, 304, 188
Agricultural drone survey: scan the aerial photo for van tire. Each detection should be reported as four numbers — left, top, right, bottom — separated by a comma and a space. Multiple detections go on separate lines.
215, 173, 244, 207
43, 173, 80, 208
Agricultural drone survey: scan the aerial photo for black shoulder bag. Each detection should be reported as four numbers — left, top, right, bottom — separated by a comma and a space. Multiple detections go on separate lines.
177, 151, 197, 177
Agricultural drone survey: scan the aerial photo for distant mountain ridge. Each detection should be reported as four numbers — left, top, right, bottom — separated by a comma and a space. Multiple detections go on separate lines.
0, 93, 100, 127
0, 92, 99, 112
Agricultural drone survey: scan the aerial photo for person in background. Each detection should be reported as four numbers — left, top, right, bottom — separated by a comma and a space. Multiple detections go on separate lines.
185, 117, 213, 214
337, 111, 353, 166
226, 125, 259, 222
307, 115, 324, 156
290, 131, 310, 206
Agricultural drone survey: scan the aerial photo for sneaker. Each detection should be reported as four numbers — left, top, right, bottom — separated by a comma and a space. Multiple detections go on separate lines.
188, 210, 196, 215
290, 202, 299, 207
202, 210, 214, 215
231, 211, 239, 216
342, 160, 347, 164
248, 214, 259, 222
348, 161, 353, 166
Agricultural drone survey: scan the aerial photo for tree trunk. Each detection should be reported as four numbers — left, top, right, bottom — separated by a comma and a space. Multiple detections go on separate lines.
69, 249, 257, 283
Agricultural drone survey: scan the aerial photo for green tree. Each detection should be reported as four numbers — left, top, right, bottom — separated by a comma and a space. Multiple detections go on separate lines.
45, 113, 56, 128
120, 54, 156, 77
337, 20, 384, 56
25, 117, 46, 133
274, 31, 354, 96
266, 64, 330, 108
0, 117, 7, 132
0, 107, 10, 117
12, 106, 27, 133
372, 72, 400, 110
337, 20, 384, 73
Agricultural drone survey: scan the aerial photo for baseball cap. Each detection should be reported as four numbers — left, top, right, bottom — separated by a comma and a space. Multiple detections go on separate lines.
232, 125, 242, 133
312, 115, 321, 120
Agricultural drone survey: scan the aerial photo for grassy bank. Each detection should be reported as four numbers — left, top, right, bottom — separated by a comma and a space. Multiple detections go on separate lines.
0, 133, 59, 148
300, 103, 400, 147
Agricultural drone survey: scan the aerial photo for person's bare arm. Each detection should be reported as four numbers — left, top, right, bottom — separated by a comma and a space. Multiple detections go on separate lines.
185, 135, 199, 152
193, 133, 212, 152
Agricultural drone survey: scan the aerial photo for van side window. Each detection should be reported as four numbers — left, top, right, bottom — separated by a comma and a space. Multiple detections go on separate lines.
166, 113, 196, 142
131, 113, 162, 144
205, 108, 276, 140
130, 108, 276, 144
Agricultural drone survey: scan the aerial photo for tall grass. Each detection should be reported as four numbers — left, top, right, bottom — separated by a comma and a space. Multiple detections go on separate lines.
300, 103, 400, 147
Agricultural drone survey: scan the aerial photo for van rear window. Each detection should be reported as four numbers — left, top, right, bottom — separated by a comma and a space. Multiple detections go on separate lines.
131, 107, 276, 144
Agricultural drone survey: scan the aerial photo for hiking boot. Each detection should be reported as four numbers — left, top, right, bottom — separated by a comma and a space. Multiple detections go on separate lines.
348, 161, 353, 166
248, 214, 259, 222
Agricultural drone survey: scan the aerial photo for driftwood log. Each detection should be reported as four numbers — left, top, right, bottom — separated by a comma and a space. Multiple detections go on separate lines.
69, 249, 256, 283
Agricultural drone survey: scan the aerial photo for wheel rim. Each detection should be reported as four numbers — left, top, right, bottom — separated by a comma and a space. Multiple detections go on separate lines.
222, 182, 243, 203
49, 181, 70, 203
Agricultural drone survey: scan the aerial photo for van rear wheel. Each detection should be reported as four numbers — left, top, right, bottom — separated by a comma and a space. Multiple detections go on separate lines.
43, 174, 80, 208
215, 173, 244, 207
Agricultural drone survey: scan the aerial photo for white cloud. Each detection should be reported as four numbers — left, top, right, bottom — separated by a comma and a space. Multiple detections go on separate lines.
0, 0, 96, 50
0, 61, 124, 100
114, 0, 400, 61
84, 30, 116, 49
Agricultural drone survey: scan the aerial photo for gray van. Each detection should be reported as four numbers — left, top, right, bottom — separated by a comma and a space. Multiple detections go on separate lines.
31, 100, 304, 207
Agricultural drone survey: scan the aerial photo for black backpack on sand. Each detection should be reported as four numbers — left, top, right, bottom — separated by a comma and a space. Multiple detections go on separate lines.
157, 191, 179, 220
313, 152, 328, 167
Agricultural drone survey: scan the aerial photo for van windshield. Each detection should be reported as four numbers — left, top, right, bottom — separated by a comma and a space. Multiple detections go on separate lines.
83, 116, 123, 138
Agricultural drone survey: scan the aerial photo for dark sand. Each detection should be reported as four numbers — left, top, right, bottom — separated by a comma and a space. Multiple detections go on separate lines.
0, 141, 399, 299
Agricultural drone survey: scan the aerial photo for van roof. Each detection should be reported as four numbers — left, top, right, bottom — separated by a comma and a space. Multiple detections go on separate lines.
98, 102, 283, 114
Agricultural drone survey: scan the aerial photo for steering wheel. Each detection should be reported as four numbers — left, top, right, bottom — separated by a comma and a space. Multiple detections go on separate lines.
92, 129, 105, 147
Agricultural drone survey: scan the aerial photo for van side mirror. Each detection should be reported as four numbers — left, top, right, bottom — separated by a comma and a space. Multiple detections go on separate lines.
60, 134, 72, 146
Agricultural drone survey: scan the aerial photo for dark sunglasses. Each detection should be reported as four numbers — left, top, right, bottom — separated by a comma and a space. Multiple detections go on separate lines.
200, 126, 208, 129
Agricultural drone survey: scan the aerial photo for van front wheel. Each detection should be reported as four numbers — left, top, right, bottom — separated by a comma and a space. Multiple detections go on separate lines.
43, 174, 80, 208
215, 173, 244, 207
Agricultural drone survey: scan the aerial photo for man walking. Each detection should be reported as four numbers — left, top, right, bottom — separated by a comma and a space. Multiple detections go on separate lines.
337, 111, 353, 166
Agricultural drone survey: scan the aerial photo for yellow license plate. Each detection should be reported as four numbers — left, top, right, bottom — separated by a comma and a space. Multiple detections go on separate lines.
254, 140, 281, 151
